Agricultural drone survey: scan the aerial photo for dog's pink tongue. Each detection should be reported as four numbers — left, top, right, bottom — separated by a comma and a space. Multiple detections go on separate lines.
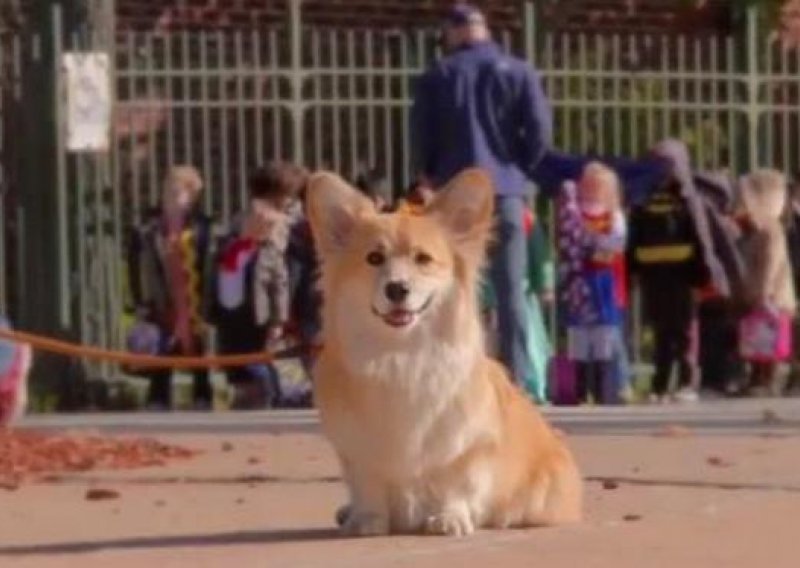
385, 310, 413, 327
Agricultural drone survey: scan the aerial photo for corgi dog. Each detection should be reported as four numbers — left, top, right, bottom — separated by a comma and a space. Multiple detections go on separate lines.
306, 168, 582, 537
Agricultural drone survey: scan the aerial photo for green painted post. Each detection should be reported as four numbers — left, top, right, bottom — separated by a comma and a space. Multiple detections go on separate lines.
52, 4, 71, 330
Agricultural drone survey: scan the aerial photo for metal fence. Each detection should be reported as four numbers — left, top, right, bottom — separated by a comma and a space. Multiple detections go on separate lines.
3, 3, 800, 378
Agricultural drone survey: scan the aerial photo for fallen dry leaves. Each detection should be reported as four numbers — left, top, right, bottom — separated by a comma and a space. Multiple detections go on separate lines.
653, 424, 693, 438
706, 455, 735, 468
85, 488, 120, 501
0, 429, 199, 489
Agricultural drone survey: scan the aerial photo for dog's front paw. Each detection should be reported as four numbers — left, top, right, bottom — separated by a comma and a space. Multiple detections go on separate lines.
425, 508, 475, 537
341, 510, 390, 537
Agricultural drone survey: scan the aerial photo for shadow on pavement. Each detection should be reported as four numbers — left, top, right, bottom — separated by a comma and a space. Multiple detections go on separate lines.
0, 527, 341, 556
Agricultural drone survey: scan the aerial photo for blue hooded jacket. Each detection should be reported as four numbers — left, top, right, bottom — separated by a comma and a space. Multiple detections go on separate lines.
411, 41, 552, 196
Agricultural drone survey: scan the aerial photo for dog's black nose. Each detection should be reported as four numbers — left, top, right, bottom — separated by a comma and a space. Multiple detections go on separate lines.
385, 281, 410, 304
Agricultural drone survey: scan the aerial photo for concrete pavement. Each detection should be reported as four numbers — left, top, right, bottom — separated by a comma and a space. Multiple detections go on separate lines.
2, 400, 799, 567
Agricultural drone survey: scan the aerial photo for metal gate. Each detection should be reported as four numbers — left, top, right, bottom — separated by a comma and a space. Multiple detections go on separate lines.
3, 2, 799, 381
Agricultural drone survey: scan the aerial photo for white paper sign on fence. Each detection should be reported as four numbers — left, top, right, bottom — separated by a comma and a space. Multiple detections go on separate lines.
63, 52, 111, 152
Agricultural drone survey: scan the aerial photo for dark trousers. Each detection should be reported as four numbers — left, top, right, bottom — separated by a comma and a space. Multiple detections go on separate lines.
216, 308, 279, 405
146, 368, 211, 408
576, 361, 615, 404
645, 279, 698, 396
699, 300, 742, 392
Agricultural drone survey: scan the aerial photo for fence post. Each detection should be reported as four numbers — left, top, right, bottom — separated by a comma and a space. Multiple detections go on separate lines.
744, 4, 760, 171
17, 0, 76, 400
523, 0, 537, 66
52, 4, 71, 330
288, 0, 305, 164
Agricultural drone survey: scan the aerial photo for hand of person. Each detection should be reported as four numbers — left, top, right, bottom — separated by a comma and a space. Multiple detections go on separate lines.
538, 290, 555, 306
560, 180, 578, 205
241, 212, 271, 241
409, 177, 435, 207
265, 324, 285, 349
735, 211, 754, 232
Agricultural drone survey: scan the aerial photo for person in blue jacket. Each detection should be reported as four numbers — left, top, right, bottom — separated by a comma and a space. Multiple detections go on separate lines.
410, 4, 552, 386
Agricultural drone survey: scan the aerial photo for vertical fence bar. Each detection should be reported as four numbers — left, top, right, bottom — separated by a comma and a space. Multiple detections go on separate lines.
217, 31, 231, 222
165, 33, 175, 167
645, 37, 655, 151
611, 34, 621, 155
400, 31, 411, 190
145, 33, 159, 205
726, 36, 738, 172
382, 34, 393, 187
251, 29, 264, 164
93, 153, 109, 360
182, 30, 194, 166
76, 153, 88, 347
347, 29, 358, 178
200, 32, 212, 212
269, 30, 282, 161
628, 36, 638, 157
105, 19, 123, 354
593, 34, 605, 155
677, 35, 687, 142
578, 33, 588, 152
746, 5, 759, 170
694, 37, 705, 168
331, 30, 341, 171
710, 35, 720, 169
366, 30, 376, 169
561, 34, 571, 150
524, 0, 536, 66
594, 33, 603, 154
52, 4, 71, 328
660, 36, 670, 140
125, 32, 142, 219
312, 29, 322, 169
235, 30, 247, 209
288, 0, 304, 165
764, 34, 774, 168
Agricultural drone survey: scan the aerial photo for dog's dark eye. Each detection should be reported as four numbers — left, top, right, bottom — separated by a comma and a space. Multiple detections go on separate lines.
415, 252, 433, 266
366, 251, 385, 266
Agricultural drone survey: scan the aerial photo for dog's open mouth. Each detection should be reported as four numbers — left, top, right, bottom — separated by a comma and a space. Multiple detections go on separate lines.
372, 296, 433, 329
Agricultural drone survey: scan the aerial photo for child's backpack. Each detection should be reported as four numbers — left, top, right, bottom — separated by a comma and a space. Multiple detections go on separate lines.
0, 317, 32, 426
548, 355, 578, 405
739, 306, 792, 363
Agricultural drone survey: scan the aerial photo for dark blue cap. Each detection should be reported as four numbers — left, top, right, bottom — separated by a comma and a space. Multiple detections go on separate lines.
445, 4, 486, 27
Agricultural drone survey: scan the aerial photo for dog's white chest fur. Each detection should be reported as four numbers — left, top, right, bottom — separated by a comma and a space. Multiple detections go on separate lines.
328, 320, 488, 480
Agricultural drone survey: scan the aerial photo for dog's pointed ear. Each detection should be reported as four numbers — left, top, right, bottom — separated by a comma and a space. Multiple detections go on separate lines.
306, 171, 375, 255
427, 168, 494, 262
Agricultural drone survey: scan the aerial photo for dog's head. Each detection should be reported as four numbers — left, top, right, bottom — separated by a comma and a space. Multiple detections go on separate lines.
307, 169, 493, 342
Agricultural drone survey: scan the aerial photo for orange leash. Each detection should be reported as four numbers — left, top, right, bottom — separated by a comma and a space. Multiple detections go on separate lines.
0, 327, 318, 370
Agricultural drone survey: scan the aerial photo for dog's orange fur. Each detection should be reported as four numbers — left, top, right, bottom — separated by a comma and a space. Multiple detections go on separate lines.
307, 168, 582, 537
